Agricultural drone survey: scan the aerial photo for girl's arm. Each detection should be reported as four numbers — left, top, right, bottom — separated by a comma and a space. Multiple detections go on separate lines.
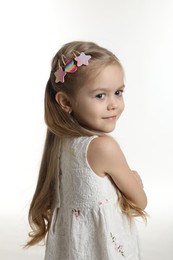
87, 135, 147, 210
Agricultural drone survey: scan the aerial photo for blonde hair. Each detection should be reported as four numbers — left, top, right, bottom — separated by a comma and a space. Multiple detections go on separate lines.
26, 41, 147, 247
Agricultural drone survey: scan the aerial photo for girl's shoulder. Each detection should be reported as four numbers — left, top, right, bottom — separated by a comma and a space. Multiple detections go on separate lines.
87, 135, 120, 177
88, 135, 120, 157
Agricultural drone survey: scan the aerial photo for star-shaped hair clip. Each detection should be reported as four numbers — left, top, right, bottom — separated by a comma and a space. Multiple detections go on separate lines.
54, 66, 66, 83
74, 52, 91, 67
54, 52, 92, 84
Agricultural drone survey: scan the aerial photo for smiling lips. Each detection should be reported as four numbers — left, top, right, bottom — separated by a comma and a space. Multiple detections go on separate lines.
103, 115, 117, 120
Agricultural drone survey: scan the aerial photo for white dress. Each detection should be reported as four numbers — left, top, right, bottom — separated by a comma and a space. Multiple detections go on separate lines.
44, 136, 140, 260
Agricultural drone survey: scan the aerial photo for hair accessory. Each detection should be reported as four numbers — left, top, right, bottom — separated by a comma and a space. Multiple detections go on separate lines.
74, 52, 91, 67
54, 52, 91, 83
64, 59, 77, 73
54, 66, 66, 83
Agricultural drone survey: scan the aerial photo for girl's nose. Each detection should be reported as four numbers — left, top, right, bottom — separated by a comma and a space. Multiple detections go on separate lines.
107, 99, 117, 110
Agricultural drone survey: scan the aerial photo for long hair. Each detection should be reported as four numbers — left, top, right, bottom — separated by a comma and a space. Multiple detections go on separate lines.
26, 41, 147, 247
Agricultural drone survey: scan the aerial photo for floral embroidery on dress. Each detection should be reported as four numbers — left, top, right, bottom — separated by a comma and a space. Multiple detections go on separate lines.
98, 198, 109, 205
110, 232, 125, 257
72, 209, 80, 218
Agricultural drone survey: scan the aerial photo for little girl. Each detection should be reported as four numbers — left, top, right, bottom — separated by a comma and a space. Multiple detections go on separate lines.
26, 41, 147, 260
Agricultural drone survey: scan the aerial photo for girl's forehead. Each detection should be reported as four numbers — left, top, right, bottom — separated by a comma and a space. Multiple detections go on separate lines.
85, 64, 124, 89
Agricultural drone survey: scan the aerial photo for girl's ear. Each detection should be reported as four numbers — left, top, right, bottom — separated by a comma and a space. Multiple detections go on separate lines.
55, 92, 72, 113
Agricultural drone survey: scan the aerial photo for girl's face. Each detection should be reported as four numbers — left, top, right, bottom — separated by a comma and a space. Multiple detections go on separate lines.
70, 64, 125, 133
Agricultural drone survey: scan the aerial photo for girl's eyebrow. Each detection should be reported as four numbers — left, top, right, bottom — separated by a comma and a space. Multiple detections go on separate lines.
90, 85, 125, 94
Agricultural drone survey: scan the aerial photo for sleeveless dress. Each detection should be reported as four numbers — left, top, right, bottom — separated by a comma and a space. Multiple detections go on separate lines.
44, 136, 140, 260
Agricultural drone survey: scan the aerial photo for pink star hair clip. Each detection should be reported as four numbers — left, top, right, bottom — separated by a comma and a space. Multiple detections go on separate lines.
54, 52, 91, 83
54, 66, 66, 83
74, 52, 91, 67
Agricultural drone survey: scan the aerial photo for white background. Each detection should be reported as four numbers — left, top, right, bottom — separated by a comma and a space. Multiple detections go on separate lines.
0, 0, 173, 259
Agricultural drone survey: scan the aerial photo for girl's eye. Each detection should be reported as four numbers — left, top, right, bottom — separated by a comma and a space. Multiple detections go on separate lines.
96, 93, 106, 99
115, 90, 124, 97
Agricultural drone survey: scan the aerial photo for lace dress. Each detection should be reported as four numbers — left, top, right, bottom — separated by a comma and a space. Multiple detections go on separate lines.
44, 136, 140, 260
